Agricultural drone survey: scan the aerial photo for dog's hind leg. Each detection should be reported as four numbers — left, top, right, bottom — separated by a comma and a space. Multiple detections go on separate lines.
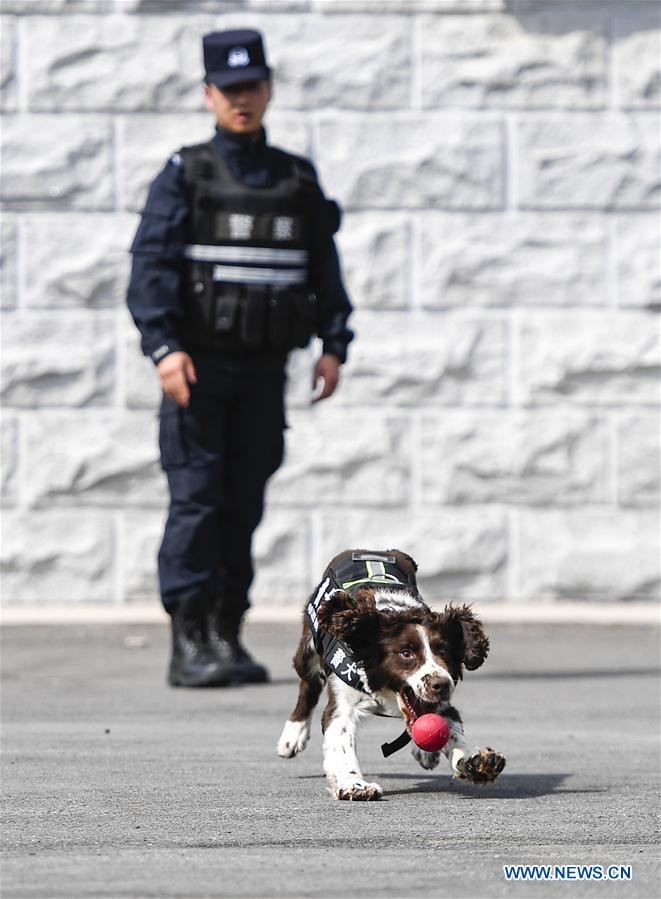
277, 629, 325, 758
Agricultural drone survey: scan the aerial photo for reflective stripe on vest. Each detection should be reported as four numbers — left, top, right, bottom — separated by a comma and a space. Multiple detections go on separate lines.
184, 244, 309, 266
184, 243, 309, 286
211, 264, 308, 285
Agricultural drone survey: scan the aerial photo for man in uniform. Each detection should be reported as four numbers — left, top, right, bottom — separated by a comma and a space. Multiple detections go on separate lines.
127, 29, 353, 688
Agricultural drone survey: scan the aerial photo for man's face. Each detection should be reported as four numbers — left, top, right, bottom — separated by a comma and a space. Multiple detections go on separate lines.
204, 80, 272, 134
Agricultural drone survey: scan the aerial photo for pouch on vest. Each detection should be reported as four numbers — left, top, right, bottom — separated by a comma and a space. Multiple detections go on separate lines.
214, 285, 240, 334
240, 286, 269, 347
186, 263, 216, 334
267, 288, 293, 348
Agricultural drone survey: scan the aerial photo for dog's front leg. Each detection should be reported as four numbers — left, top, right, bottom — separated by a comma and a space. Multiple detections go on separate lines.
442, 715, 505, 784
322, 678, 382, 801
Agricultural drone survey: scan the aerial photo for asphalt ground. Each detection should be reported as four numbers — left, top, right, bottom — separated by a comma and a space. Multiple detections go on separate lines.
1, 620, 659, 899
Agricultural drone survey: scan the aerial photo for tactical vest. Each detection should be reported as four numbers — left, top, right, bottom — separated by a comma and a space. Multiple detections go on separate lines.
306, 552, 422, 696
306, 552, 424, 758
179, 141, 319, 353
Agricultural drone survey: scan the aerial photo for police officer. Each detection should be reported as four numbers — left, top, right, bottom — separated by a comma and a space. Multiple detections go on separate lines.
127, 29, 353, 688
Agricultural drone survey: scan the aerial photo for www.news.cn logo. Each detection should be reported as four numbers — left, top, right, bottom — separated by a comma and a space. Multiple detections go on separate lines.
503, 864, 632, 882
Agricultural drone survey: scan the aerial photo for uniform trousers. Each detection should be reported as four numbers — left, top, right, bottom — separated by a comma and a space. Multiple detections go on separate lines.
157, 353, 286, 618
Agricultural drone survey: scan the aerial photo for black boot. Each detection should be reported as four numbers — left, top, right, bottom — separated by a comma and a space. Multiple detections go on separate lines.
207, 606, 270, 684
168, 604, 233, 688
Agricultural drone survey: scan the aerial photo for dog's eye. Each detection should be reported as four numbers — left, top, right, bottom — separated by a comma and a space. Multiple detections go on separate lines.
399, 648, 414, 660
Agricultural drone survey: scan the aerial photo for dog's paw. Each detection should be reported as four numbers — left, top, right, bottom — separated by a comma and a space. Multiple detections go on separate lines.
412, 745, 441, 770
459, 747, 506, 784
334, 780, 383, 802
277, 719, 310, 758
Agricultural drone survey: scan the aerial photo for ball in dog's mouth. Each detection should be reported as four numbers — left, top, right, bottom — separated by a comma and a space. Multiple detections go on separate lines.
397, 686, 439, 731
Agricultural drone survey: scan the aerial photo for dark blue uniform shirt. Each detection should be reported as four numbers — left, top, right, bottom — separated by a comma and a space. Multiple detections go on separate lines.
127, 126, 354, 365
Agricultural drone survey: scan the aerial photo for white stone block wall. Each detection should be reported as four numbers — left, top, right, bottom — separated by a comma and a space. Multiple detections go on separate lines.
1, 0, 659, 608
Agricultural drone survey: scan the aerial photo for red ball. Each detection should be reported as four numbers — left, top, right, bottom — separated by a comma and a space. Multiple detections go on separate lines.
411, 713, 451, 752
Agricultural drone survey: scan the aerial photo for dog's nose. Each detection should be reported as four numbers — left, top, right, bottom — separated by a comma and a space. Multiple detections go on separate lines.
426, 674, 451, 700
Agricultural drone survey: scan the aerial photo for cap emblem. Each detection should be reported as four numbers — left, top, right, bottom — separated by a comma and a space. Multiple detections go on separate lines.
228, 46, 250, 68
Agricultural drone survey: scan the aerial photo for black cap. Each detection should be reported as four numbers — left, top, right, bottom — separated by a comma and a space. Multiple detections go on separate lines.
203, 29, 271, 88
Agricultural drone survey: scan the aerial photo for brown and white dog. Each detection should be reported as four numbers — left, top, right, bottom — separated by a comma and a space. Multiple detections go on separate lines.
277, 549, 505, 800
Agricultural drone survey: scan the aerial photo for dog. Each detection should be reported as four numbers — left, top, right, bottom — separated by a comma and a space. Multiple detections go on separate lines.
277, 549, 505, 800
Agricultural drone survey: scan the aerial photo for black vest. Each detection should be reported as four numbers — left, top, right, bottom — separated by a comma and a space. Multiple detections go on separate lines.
180, 141, 319, 353
306, 552, 422, 696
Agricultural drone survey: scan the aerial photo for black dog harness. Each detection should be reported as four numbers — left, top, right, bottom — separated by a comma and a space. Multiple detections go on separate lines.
305, 552, 420, 757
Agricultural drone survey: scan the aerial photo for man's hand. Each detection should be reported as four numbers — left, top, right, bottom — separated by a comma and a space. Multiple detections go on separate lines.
312, 353, 341, 403
157, 351, 197, 407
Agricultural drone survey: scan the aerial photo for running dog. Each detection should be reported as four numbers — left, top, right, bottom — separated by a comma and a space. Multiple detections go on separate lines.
277, 549, 505, 800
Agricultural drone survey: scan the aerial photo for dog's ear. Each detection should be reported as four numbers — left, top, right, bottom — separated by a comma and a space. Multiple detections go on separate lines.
316, 589, 380, 662
437, 604, 489, 674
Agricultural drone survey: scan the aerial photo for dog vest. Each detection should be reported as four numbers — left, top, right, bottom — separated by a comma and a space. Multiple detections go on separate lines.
306, 552, 420, 757
178, 141, 321, 353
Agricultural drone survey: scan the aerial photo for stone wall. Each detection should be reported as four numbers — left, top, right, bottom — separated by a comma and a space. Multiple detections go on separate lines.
1, 0, 659, 607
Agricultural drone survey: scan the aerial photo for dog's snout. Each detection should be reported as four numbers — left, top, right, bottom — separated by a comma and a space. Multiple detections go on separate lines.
425, 674, 451, 700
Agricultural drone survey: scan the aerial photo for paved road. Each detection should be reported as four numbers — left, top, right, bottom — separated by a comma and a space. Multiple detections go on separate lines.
1, 621, 659, 898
